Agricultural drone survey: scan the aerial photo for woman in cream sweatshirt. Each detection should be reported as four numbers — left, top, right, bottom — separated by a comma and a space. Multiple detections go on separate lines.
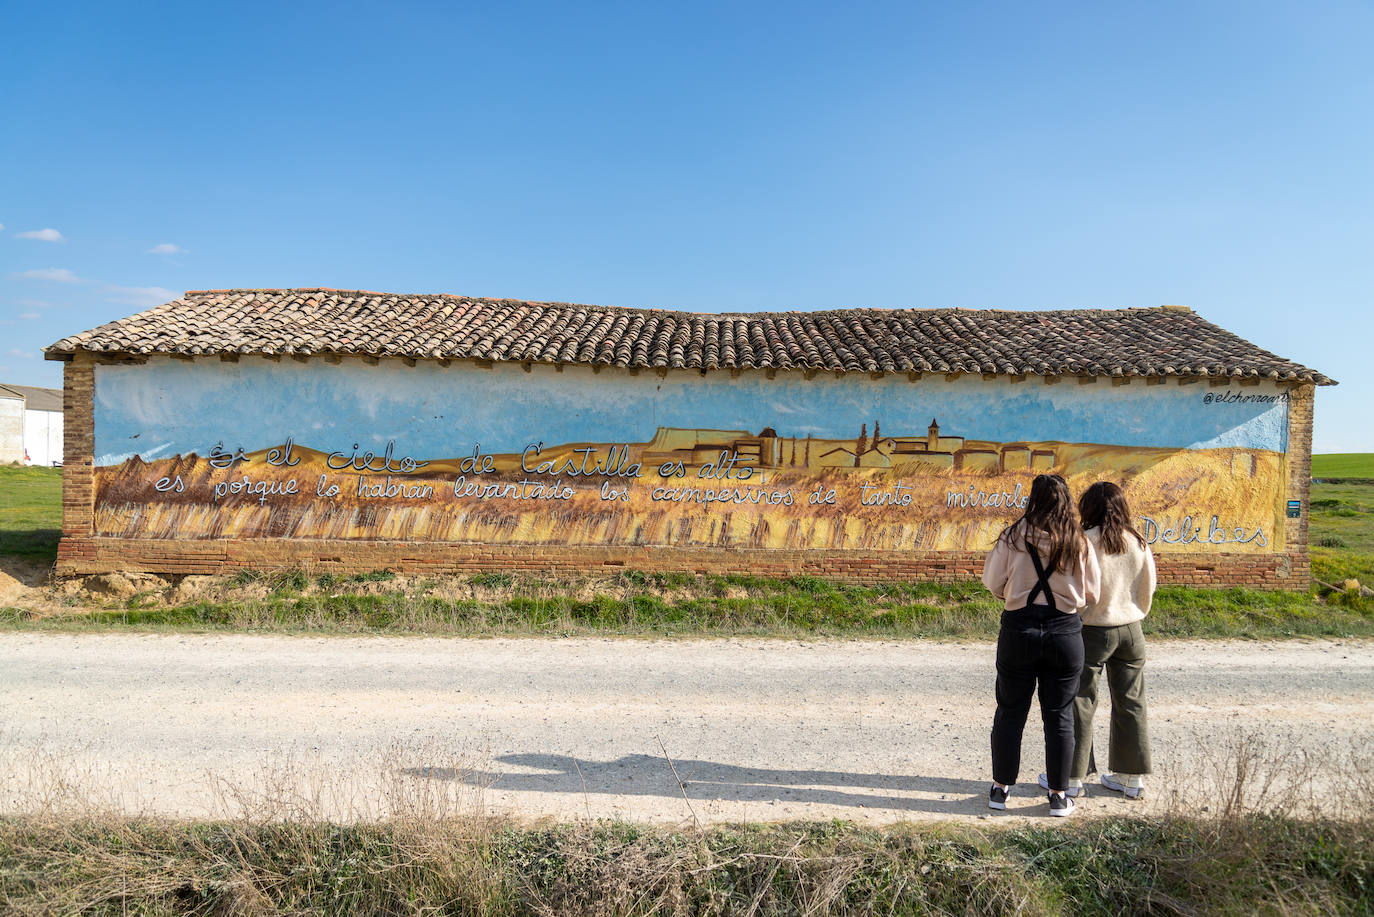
1058, 481, 1156, 799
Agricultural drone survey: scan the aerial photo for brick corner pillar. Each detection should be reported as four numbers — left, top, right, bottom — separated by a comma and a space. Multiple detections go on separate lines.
1282, 383, 1316, 590
56, 353, 97, 575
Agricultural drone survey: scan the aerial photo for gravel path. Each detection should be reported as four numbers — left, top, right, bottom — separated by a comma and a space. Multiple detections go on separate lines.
2, 634, 1371, 824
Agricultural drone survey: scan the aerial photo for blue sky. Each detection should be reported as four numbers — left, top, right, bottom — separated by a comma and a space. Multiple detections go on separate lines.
2, 1, 1369, 450
92, 359, 1287, 464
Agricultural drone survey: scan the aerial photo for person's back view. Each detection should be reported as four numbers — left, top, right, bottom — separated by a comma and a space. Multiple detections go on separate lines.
1053, 480, 1156, 799
981, 474, 1101, 817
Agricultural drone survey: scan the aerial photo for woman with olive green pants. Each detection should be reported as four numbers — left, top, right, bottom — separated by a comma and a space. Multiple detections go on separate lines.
1063, 482, 1156, 798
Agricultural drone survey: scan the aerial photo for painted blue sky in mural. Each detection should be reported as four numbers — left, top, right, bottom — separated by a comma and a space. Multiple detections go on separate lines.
93, 359, 1289, 465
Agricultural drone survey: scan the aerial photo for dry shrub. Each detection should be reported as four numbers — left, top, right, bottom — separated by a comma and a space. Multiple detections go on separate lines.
1128, 727, 1374, 916
1155, 725, 1374, 823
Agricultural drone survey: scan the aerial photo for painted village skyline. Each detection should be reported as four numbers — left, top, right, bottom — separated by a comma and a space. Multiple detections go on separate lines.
114, 418, 1125, 477
90, 359, 1293, 468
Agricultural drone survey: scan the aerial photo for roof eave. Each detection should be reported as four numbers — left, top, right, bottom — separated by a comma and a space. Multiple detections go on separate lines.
38, 343, 1338, 385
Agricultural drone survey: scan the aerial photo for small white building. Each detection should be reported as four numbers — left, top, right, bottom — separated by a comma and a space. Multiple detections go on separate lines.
0, 384, 63, 466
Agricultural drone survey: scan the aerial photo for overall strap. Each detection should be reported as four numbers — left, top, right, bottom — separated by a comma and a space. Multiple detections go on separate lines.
1025, 543, 1058, 612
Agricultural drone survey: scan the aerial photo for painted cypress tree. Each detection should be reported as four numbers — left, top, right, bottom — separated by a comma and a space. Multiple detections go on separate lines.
855, 423, 868, 467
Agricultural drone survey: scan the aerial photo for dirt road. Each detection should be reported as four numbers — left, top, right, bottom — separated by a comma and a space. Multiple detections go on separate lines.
2, 634, 1370, 824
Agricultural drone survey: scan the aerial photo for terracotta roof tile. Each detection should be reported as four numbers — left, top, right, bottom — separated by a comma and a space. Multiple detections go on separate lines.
43, 289, 1333, 384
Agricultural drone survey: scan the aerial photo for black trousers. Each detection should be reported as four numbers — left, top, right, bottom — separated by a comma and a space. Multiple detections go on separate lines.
991, 605, 1085, 790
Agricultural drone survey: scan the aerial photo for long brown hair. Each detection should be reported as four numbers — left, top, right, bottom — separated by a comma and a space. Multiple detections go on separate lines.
995, 474, 1086, 573
1078, 481, 1146, 555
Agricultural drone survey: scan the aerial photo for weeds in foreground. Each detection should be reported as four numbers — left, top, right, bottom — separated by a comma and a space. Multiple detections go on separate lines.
1, 809, 1370, 915
1, 730, 1371, 915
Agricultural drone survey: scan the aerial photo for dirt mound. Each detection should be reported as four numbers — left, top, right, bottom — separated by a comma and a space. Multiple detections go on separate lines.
169, 575, 219, 605
83, 571, 169, 599
0, 569, 26, 602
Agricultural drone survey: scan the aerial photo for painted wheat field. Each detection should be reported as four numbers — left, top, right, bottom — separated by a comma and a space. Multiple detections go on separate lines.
92, 435, 1286, 553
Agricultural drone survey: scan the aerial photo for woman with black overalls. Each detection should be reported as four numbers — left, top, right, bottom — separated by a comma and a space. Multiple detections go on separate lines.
980, 474, 1101, 817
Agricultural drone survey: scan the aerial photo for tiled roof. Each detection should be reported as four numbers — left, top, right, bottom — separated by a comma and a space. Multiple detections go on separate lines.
45, 288, 1333, 384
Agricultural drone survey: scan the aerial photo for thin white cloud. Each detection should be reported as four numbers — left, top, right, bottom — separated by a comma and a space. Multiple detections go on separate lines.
16, 268, 80, 283
96, 442, 174, 467
19, 312, 41, 320
148, 243, 186, 255
105, 285, 179, 308
16, 228, 65, 243
5, 348, 35, 359
0, 222, 5, 230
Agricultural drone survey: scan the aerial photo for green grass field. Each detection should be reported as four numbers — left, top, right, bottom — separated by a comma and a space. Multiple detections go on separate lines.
1312, 453, 1374, 478
0, 465, 60, 559
1310, 479, 1374, 590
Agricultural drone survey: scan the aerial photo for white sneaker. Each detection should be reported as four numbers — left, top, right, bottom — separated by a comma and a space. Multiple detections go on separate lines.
989, 784, 1010, 810
1037, 773, 1082, 797
1100, 773, 1145, 799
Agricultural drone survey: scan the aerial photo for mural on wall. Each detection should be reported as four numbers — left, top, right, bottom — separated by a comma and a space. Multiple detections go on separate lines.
90, 358, 1291, 553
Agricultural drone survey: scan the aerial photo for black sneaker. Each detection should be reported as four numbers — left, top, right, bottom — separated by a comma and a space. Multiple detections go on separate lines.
1048, 791, 1076, 817
989, 785, 1010, 810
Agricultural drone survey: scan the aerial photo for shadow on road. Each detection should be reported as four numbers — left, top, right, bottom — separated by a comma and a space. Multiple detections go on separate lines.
404, 753, 991, 815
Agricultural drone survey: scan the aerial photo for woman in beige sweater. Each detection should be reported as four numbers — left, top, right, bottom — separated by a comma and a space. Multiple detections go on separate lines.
1044, 481, 1156, 799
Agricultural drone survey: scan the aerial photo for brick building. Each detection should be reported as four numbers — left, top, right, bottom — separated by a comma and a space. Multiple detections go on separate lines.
46, 290, 1332, 587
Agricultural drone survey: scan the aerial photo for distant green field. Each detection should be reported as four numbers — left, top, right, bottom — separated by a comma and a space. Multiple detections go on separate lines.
0, 466, 61, 559
1312, 453, 1374, 478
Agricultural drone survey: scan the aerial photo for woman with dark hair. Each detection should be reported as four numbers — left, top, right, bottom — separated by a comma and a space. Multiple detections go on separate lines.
1043, 480, 1156, 799
981, 474, 1101, 817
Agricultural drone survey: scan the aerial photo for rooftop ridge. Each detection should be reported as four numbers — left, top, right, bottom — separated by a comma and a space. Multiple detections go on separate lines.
174, 289, 1190, 318
44, 288, 1334, 384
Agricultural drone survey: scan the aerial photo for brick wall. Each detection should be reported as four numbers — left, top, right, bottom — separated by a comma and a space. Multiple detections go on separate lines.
1281, 384, 1315, 588
60, 354, 95, 538
53, 356, 1317, 589
55, 536, 1302, 586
